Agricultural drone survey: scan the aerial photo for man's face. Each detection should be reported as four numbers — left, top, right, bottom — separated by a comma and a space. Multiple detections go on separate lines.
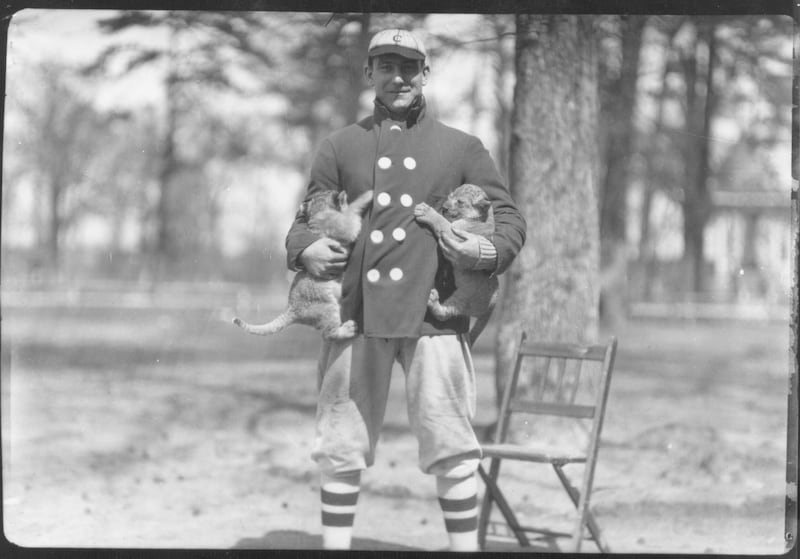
365, 54, 429, 115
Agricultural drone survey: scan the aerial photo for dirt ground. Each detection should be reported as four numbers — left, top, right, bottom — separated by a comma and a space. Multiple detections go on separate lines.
1, 291, 792, 554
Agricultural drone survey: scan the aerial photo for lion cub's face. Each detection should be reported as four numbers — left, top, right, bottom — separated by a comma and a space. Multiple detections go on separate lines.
442, 184, 491, 222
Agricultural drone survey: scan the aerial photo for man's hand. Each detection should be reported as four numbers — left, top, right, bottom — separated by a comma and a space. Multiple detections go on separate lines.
298, 238, 350, 279
439, 226, 481, 269
439, 226, 498, 271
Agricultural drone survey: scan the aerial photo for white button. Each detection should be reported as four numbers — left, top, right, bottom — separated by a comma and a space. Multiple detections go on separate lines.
370, 230, 384, 244
377, 192, 391, 206
403, 157, 417, 170
392, 228, 406, 242
389, 268, 404, 281
390, 124, 401, 131
378, 157, 392, 170
400, 194, 413, 207
367, 269, 381, 283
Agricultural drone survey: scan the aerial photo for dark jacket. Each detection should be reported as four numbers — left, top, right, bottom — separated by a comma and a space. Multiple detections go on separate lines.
286, 97, 526, 338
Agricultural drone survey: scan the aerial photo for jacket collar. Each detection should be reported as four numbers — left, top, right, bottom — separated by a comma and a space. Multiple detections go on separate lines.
373, 95, 426, 128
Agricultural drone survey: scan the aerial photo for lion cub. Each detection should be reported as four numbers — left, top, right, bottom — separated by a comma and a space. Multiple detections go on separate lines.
414, 183, 499, 347
233, 189, 373, 340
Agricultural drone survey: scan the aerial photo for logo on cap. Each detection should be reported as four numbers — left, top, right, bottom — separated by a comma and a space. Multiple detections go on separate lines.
368, 28, 426, 60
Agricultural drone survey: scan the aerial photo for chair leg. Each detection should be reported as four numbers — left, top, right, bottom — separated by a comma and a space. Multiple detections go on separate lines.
477, 458, 506, 547
477, 463, 531, 548
552, 464, 610, 552
477, 465, 492, 548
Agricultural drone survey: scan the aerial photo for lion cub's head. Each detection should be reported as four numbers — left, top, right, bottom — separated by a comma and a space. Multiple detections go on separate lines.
301, 190, 373, 244
442, 184, 491, 222
300, 190, 348, 219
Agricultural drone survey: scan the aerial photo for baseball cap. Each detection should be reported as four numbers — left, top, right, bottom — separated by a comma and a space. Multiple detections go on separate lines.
367, 29, 427, 61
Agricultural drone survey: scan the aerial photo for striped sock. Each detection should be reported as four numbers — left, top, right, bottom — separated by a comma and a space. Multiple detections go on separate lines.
320, 471, 361, 550
437, 474, 479, 552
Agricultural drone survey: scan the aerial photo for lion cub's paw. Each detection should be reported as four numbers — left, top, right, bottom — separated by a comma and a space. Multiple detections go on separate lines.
427, 289, 451, 320
414, 202, 434, 220
324, 320, 358, 341
338, 319, 358, 339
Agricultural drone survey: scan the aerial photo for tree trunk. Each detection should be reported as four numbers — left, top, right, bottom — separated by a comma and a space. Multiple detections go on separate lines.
599, 15, 646, 243
639, 19, 684, 300
46, 176, 62, 272
494, 15, 600, 406
681, 21, 716, 294
38, 77, 63, 276
153, 25, 180, 281
342, 13, 371, 124
491, 16, 514, 180
598, 15, 646, 326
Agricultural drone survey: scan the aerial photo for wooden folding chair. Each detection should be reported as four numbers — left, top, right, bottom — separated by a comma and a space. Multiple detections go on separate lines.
477, 333, 618, 552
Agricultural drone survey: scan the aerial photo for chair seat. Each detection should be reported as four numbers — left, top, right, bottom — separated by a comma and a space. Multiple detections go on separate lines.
481, 443, 588, 465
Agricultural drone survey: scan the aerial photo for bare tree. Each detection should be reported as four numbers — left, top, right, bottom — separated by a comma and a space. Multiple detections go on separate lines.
8, 63, 110, 273
597, 15, 647, 325
85, 10, 286, 279
637, 17, 686, 300
487, 15, 516, 179
677, 19, 717, 293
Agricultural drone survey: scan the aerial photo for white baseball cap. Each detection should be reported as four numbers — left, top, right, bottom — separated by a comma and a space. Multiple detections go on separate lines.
367, 29, 427, 61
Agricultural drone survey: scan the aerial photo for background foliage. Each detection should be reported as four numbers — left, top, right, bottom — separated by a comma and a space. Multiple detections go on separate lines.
2, 10, 794, 320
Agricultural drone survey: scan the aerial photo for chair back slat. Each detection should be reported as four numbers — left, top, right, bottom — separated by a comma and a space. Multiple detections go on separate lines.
508, 400, 596, 419
518, 342, 607, 361
553, 358, 568, 401
536, 356, 551, 398
568, 359, 583, 404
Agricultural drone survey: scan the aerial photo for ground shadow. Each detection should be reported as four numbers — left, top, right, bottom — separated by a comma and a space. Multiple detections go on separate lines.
482, 538, 568, 553
233, 530, 562, 552
233, 530, 423, 551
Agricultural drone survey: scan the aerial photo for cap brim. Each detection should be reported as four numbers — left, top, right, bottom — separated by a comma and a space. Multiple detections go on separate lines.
368, 45, 425, 60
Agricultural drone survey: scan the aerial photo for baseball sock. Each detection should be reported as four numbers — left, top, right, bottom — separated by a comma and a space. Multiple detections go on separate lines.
320, 470, 361, 550
437, 473, 480, 552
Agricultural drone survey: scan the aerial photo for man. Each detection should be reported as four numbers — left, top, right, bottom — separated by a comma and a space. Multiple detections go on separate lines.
285, 28, 526, 551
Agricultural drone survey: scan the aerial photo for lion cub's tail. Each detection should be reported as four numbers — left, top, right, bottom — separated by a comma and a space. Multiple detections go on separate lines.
232, 312, 295, 336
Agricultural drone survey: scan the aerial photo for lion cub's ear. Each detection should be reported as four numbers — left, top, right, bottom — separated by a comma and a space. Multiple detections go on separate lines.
337, 191, 349, 209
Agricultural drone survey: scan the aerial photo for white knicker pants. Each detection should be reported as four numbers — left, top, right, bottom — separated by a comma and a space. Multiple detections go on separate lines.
311, 334, 482, 479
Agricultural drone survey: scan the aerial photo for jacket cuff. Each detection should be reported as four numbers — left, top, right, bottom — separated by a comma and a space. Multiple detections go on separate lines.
472, 236, 498, 271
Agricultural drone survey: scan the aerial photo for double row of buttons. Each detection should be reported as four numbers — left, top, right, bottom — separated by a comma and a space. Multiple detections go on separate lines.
366, 268, 404, 282
370, 228, 406, 243
377, 156, 417, 170
376, 192, 414, 207
366, 145, 417, 284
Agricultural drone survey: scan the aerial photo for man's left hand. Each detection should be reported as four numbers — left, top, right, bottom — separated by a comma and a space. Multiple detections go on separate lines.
439, 226, 481, 269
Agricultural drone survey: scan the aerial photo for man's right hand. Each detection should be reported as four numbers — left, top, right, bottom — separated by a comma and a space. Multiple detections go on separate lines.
298, 238, 350, 279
